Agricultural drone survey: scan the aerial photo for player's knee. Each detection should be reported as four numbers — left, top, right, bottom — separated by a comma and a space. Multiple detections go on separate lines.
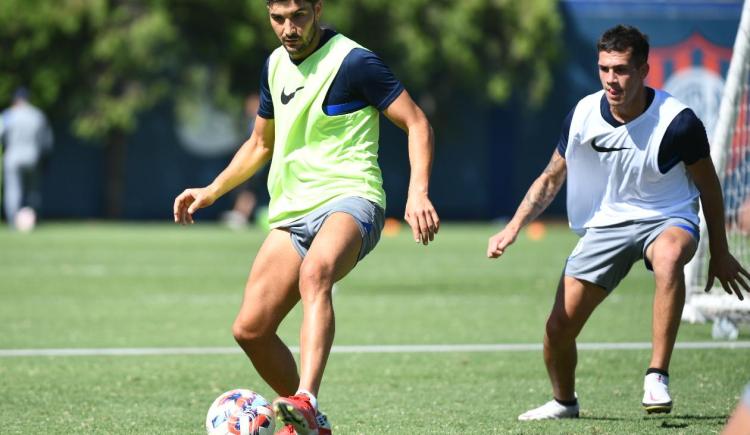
545, 314, 577, 343
652, 231, 696, 266
298, 259, 335, 295
651, 247, 688, 277
232, 318, 267, 346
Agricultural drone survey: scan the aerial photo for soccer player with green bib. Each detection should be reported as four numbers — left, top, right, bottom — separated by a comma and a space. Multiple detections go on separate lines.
173, 1, 439, 433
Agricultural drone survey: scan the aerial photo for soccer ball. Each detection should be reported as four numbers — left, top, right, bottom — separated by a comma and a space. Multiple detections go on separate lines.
205, 389, 275, 435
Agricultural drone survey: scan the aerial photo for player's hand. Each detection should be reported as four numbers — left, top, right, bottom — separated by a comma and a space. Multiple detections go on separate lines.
404, 192, 440, 245
487, 226, 519, 258
704, 253, 750, 301
173, 187, 217, 225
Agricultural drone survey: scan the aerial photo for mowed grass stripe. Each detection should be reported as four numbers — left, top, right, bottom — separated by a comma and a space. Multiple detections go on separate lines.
2, 340, 750, 357
1, 224, 748, 434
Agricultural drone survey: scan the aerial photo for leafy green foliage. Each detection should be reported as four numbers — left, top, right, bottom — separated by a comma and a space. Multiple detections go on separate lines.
324, 0, 562, 105
0, 0, 561, 142
0, 0, 179, 139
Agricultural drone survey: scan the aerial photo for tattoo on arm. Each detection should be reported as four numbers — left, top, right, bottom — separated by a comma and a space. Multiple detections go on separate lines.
518, 154, 566, 225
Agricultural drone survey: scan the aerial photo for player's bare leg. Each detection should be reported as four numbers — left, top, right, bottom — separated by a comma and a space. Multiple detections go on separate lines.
544, 275, 607, 401
232, 229, 303, 396
645, 226, 697, 370
641, 226, 697, 413
297, 212, 363, 396
274, 213, 363, 433
519, 275, 606, 420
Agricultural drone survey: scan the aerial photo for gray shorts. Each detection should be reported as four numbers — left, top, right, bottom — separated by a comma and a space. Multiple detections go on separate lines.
565, 217, 699, 292
282, 196, 385, 261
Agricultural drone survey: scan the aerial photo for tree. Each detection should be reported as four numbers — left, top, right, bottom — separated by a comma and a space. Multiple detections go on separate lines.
324, 0, 561, 107
0, 0, 181, 217
170, 0, 563, 109
0, 0, 561, 217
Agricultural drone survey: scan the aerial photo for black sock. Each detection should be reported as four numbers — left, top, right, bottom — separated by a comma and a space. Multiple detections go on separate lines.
554, 397, 578, 407
646, 367, 669, 377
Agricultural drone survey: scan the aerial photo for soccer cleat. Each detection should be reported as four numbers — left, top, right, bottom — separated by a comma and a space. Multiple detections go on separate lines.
316, 410, 332, 435
274, 413, 330, 435
518, 399, 580, 421
273, 394, 319, 435
642, 373, 672, 414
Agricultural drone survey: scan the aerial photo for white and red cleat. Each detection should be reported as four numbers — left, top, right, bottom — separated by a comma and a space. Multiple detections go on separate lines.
273, 394, 319, 435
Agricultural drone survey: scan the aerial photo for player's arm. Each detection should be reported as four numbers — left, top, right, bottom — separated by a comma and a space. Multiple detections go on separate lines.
383, 90, 440, 245
173, 116, 275, 225
686, 158, 750, 299
487, 150, 567, 258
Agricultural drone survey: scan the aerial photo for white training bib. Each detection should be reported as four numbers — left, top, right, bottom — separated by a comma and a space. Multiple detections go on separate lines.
565, 89, 700, 235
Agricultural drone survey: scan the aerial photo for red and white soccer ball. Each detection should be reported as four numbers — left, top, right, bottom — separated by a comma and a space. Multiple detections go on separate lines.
205, 389, 275, 435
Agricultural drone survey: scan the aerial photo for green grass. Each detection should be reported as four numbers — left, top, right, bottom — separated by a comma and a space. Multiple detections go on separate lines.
0, 222, 747, 434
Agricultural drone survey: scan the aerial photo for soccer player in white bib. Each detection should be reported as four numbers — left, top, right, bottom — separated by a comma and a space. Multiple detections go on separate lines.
174, 1, 439, 433
487, 25, 750, 420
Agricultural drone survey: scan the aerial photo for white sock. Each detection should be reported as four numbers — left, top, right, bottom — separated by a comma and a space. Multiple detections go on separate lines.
296, 389, 318, 410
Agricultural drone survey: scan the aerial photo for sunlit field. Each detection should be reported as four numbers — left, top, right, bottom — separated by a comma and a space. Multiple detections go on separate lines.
1, 222, 747, 434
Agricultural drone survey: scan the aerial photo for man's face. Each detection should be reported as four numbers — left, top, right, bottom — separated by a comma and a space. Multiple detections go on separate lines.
268, 1, 322, 60
598, 49, 649, 111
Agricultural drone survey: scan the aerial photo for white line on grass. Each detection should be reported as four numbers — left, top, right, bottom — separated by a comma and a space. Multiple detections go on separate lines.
1, 341, 749, 357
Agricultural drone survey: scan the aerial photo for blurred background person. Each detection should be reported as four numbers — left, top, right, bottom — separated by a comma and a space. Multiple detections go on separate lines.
221, 92, 270, 230
0, 87, 53, 231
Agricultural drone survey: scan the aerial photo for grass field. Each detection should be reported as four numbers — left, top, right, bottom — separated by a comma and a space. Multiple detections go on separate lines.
0, 221, 748, 434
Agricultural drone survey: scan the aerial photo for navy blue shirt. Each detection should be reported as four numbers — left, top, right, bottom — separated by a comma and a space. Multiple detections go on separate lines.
257, 29, 404, 119
556, 88, 710, 173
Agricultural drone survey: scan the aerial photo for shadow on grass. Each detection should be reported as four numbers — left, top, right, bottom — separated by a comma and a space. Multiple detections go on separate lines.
648, 414, 728, 421
578, 414, 728, 425
648, 414, 729, 430
579, 416, 627, 421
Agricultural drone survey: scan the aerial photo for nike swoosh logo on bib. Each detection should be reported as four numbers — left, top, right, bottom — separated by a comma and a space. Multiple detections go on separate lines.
591, 137, 631, 153
281, 86, 304, 105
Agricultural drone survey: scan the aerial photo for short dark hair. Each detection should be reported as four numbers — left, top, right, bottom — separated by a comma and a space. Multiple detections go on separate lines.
597, 25, 650, 66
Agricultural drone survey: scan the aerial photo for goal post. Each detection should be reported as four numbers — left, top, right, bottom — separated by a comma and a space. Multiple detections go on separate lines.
682, 0, 750, 330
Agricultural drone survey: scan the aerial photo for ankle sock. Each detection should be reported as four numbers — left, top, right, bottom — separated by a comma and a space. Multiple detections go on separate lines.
296, 389, 318, 410
554, 397, 578, 407
646, 367, 669, 377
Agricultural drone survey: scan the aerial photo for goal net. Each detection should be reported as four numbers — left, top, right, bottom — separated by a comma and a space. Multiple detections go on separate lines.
683, 0, 750, 331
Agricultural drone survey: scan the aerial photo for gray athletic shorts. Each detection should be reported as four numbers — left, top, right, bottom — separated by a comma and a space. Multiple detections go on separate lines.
282, 196, 385, 261
565, 217, 699, 292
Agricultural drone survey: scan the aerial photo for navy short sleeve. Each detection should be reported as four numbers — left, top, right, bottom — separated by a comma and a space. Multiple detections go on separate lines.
256, 32, 405, 119
258, 57, 274, 119
658, 108, 711, 173
323, 48, 404, 115
556, 107, 575, 158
